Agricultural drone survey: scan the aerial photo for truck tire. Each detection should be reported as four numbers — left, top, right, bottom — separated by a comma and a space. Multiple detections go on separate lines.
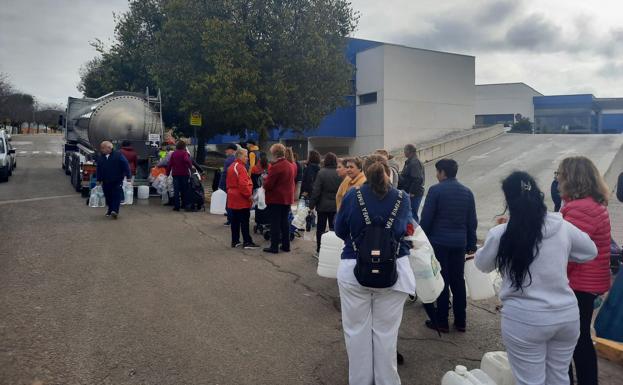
0, 166, 8, 182
64, 154, 70, 175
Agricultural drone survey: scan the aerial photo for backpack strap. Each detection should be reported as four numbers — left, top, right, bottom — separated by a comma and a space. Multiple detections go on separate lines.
385, 190, 403, 229
355, 187, 372, 225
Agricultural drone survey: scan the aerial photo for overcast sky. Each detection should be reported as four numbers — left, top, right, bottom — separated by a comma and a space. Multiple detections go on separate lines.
2, 0, 623, 105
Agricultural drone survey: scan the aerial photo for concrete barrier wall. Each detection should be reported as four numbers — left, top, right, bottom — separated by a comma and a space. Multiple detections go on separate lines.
393, 125, 506, 165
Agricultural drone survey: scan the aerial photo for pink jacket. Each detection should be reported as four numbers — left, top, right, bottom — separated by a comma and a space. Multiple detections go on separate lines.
561, 197, 611, 294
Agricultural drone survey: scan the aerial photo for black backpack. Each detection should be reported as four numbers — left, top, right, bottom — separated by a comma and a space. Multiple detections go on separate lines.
352, 188, 404, 288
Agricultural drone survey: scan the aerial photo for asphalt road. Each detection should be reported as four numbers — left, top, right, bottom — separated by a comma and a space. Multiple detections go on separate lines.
1, 134, 621, 385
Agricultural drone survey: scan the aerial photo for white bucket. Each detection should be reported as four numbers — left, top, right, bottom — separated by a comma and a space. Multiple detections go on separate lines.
137, 185, 150, 200
464, 258, 495, 301
442, 365, 496, 385
317, 231, 343, 278
209, 189, 227, 215
481, 352, 516, 385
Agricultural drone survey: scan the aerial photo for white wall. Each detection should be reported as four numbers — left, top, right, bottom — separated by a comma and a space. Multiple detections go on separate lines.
476, 83, 542, 121
368, 45, 475, 152
354, 45, 385, 155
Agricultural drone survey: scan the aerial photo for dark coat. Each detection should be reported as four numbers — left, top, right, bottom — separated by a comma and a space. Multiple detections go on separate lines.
551, 179, 562, 212
96, 150, 131, 184
309, 166, 342, 213
398, 155, 425, 196
420, 178, 477, 252
617, 172, 623, 202
301, 163, 320, 196
335, 184, 412, 260
263, 157, 295, 205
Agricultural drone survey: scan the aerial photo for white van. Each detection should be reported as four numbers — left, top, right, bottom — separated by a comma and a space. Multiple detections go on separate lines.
0, 130, 16, 182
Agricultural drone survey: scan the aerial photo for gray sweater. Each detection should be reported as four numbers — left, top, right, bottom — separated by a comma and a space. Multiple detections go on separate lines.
475, 212, 597, 325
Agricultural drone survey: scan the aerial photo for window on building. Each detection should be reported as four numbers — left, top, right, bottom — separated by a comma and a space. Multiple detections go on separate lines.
358, 92, 377, 105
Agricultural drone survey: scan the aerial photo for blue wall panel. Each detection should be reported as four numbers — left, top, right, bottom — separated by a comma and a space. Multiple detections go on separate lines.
533, 94, 595, 109
602, 114, 623, 133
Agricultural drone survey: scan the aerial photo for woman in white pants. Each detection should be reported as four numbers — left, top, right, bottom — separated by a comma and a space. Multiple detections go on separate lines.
335, 155, 415, 385
475, 172, 597, 385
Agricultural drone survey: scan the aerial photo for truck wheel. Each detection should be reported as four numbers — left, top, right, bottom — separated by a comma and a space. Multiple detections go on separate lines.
64, 155, 70, 175
0, 167, 8, 182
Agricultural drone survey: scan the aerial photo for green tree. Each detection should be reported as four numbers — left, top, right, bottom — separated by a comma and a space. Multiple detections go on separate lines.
79, 0, 358, 162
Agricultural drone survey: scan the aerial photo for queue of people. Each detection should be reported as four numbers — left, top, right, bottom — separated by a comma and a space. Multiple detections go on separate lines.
210, 139, 615, 385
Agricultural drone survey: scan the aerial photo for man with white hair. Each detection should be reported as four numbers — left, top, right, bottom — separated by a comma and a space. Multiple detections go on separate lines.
96, 141, 131, 219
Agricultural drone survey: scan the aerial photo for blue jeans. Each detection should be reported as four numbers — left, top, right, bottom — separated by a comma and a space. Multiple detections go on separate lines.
102, 182, 123, 214
172, 175, 189, 210
410, 195, 423, 223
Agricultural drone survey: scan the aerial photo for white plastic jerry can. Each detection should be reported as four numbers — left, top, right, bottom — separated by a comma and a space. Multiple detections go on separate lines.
209, 189, 227, 215
464, 258, 495, 301
442, 365, 496, 385
137, 185, 150, 200
481, 351, 516, 385
317, 231, 344, 278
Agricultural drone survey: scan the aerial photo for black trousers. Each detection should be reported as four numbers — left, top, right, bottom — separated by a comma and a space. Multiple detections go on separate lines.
569, 291, 598, 385
433, 244, 467, 327
172, 175, 189, 210
102, 182, 122, 214
230, 208, 252, 245
269, 204, 290, 251
316, 211, 336, 252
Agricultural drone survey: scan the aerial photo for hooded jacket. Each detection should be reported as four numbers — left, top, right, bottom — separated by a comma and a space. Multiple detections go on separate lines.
120, 146, 138, 175
476, 212, 597, 325
561, 197, 611, 294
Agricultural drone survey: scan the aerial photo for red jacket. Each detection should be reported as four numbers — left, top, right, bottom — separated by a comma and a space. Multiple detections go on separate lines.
227, 159, 253, 209
561, 197, 611, 294
263, 157, 295, 205
167, 149, 192, 176
120, 146, 138, 175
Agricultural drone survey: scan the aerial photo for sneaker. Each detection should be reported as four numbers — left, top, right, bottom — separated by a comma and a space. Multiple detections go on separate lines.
105, 213, 111, 217
280, 247, 291, 253
173, 207, 180, 212
224, 221, 231, 226
263, 247, 279, 254
111, 212, 118, 219
231, 242, 243, 248
243, 242, 260, 249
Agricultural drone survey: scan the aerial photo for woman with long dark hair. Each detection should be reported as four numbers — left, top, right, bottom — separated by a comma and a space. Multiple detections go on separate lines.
334, 154, 415, 385
475, 171, 597, 385
557, 156, 611, 385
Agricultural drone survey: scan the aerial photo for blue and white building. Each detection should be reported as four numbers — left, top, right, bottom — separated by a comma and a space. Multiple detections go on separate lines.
209, 38, 476, 156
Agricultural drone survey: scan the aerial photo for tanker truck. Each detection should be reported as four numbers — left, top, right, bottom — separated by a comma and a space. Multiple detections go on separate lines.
61, 89, 163, 196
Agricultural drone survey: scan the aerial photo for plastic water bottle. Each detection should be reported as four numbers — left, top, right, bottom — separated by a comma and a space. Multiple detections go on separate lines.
464, 258, 495, 300
209, 189, 227, 214
442, 365, 496, 385
317, 232, 344, 278
480, 352, 516, 385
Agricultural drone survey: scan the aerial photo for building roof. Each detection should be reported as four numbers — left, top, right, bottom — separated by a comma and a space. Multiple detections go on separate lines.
476, 82, 543, 96
348, 37, 475, 59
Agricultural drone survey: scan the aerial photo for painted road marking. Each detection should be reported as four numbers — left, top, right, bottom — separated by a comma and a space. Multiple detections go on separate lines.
467, 147, 502, 162
32, 151, 39, 154
0, 194, 76, 206
10, 141, 33, 145
45, 151, 52, 154
19, 151, 27, 154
